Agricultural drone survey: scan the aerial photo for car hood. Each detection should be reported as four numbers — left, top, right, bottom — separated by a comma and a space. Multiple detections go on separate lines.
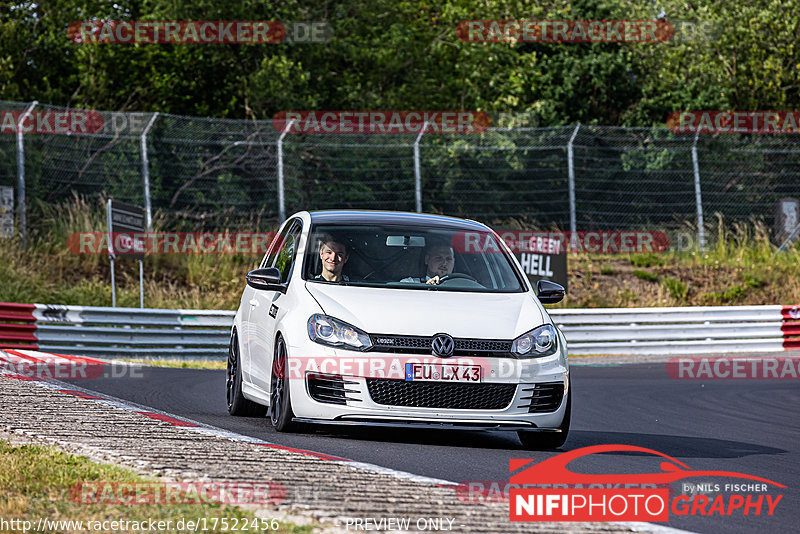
304, 282, 546, 338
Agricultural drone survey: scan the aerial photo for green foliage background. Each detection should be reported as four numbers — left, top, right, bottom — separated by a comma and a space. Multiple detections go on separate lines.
2, 0, 798, 124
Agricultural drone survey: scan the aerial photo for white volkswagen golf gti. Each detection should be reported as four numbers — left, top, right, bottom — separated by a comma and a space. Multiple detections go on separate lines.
227, 210, 570, 449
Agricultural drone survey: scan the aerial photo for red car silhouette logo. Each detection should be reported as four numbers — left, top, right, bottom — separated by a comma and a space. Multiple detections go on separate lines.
510, 444, 785, 487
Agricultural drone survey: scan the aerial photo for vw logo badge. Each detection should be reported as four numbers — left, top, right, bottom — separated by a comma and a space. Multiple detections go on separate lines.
431, 333, 455, 358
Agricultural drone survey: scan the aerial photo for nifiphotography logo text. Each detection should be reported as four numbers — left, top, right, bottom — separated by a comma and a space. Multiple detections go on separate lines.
508, 445, 785, 522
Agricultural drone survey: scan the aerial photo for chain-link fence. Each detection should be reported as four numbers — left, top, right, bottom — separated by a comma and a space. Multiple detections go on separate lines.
2, 100, 799, 244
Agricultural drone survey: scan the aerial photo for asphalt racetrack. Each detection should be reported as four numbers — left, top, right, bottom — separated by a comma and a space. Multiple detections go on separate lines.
63, 359, 799, 534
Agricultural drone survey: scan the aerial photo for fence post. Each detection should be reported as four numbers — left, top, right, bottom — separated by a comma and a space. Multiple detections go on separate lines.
567, 123, 580, 233
16, 100, 37, 246
106, 199, 116, 307
692, 128, 705, 251
140, 112, 159, 232
276, 118, 297, 222
413, 121, 429, 213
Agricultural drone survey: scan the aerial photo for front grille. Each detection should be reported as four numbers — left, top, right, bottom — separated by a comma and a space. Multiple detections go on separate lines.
370, 334, 513, 357
307, 373, 360, 405
455, 338, 511, 352
519, 382, 565, 413
372, 335, 430, 350
366, 379, 516, 409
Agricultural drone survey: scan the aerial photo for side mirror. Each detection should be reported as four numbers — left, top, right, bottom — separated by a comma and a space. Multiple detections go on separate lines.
536, 280, 565, 304
246, 267, 284, 291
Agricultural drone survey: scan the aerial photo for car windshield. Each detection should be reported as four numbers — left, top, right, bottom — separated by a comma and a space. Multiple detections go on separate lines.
303, 224, 525, 293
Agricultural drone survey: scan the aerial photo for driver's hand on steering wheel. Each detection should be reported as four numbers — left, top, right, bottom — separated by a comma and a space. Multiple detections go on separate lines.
426, 275, 441, 285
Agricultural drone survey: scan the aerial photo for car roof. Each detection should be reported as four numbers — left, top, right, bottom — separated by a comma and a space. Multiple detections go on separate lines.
307, 210, 489, 231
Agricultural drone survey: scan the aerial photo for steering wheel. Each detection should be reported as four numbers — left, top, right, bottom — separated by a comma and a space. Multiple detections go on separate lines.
438, 273, 477, 283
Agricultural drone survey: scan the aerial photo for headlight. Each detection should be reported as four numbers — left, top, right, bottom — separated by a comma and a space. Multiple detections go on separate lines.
307, 314, 373, 351
511, 324, 558, 357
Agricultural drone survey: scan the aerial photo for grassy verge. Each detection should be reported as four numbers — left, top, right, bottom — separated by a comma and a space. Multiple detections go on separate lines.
0, 196, 263, 310
2, 197, 799, 309
0, 439, 310, 533
552, 218, 800, 308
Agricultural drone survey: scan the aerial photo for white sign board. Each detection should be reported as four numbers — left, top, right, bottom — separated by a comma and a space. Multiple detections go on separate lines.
0, 186, 13, 238
776, 198, 800, 245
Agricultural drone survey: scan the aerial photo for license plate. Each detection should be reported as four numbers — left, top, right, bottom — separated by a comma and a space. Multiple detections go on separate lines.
404, 363, 482, 382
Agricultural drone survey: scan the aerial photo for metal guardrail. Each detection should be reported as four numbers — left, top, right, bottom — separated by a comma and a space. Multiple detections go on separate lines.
0, 302, 234, 358
0, 302, 38, 349
553, 305, 800, 355
1, 302, 798, 358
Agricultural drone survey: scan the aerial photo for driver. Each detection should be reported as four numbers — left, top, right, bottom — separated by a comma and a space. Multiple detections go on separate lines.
401, 243, 455, 285
314, 234, 350, 283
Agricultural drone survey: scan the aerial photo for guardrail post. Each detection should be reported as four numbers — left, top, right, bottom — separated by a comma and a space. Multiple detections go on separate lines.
276, 118, 297, 222
16, 101, 37, 246
140, 112, 159, 232
692, 128, 705, 251
413, 121, 429, 213
567, 123, 580, 233
106, 199, 116, 307
139, 260, 144, 308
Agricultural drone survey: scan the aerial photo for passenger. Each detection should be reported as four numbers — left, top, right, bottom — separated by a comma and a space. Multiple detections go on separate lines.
401, 243, 455, 285
314, 234, 349, 282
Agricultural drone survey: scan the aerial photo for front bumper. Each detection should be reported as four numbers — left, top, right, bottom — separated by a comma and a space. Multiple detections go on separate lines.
291, 418, 561, 432
285, 337, 569, 429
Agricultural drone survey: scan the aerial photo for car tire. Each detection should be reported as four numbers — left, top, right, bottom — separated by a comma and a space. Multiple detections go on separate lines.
518, 386, 571, 450
269, 335, 297, 432
227, 329, 267, 417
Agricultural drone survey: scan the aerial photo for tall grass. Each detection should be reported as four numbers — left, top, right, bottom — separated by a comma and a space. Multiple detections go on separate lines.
547, 213, 800, 308
0, 195, 269, 309
668, 215, 799, 283
663, 215, 800, 305
1, 200, 798, 308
